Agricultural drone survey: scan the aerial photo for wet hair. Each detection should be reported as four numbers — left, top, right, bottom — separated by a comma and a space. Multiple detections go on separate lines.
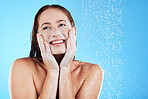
29, 4, 75, 62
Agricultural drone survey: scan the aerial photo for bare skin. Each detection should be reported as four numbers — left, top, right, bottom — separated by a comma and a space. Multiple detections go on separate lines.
9, 8, 104, 99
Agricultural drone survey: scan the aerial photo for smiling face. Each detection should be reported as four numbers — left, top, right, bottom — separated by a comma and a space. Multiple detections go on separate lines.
38, 8, 73, 54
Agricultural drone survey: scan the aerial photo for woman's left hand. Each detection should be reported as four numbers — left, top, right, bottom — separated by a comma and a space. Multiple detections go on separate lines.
60, 27, 76, 71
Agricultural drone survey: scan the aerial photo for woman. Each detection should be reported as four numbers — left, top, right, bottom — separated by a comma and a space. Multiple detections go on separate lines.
9, 4, 103, 99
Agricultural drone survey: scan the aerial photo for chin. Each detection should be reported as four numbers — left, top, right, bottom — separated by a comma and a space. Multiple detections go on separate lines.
50, 44, 66, 54
53, 52, 65, 55
51, 48, 66, 54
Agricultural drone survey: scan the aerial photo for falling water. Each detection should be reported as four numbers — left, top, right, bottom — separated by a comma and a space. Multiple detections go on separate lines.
81, 0, 124, 98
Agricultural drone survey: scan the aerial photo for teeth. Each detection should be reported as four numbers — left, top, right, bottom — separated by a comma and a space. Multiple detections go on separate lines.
52, 40, 63, 44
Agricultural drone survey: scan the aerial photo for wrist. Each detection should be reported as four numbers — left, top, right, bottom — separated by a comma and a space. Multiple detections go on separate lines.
47, 69, 59, 76
60, 66, 71, 74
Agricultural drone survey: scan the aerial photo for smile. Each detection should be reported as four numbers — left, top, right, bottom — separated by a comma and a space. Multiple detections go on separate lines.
50, 39, 65, 45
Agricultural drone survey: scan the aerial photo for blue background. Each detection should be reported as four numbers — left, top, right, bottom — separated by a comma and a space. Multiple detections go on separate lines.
0, 0, 148, 98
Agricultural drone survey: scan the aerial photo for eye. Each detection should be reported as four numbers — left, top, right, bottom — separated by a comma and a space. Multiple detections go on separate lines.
59, 24, 66, 27
43, 26, 51, 30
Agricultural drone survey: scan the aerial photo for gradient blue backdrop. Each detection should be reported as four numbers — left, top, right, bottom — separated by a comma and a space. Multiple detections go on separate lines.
0, 0, 148, 98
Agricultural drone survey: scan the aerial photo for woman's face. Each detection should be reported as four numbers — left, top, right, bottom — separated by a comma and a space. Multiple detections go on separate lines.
38, 8, 74, 54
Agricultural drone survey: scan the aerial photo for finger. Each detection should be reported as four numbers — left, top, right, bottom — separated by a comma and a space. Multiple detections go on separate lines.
44, 42, 52, 56
44, 42, 59, 62
37, 34, 46, 59
72, 27, 76, 41
66, 30, 74, 58
73, 27, 76, 41
37, 36, 51, 64
68, 29, 75, 55
72, 27, 76, 53
74, 40, 76, 53
70, 29, 74, 47
72, 28, 76, 53
67, 30, 72, 49
67, 38, 71, 52
37, 34, 59, 68
69, 29, 72, 38
37, 34, 46, 51
38, 36, 53, 61
66, 38, 71, 58
71, 28, 76, 53
71, 31, 76, 58
44, 42, 54, 62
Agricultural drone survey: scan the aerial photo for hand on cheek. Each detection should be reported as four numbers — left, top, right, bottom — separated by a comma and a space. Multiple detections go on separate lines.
60, 27, 76, 70
36, 33, 59, 72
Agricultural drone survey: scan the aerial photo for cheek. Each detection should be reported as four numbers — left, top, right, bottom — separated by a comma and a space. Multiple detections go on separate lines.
61, 28, 69, 38
41, 33, 50, 41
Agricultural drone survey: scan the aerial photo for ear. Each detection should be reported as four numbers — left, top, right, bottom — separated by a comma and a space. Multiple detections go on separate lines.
73, 26, 77, 37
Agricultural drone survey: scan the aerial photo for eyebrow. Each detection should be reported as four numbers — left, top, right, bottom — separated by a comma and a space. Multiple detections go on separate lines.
57, 20, 67, 23
41, 20, 67, 27
41, 22, 51, 27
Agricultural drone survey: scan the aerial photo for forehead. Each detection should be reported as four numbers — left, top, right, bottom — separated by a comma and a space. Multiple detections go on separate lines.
38, 8, 70, 25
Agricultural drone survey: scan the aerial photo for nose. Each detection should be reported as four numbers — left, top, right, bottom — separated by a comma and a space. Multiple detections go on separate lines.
52, 34, 60, 38
50, 28, 62, 38
48, 28, 65, 42
51, 31, 61, 38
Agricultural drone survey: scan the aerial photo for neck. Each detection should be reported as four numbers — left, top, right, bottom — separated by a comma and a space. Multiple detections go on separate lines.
53, 53, 65, 65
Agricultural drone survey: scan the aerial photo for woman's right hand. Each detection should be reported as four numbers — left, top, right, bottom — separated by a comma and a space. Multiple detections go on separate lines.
36, 33, 59, 73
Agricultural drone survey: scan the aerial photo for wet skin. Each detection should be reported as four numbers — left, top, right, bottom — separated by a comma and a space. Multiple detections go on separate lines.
9, 8, 103, 99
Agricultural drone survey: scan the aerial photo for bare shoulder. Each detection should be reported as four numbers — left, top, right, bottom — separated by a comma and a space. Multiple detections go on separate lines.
79, 61, 104, 79
11, 57, 38, 73
10, 57, 38, 98
12, 57, 36, 65
75, 61, 104, 98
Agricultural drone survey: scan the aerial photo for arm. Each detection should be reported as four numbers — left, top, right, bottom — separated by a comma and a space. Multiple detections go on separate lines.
76, 65, 104, 99
59, 27, 76, 99
59, 67, 75, 99
10, 59, 59, 99
9, 59, 37, 99
38, 70, 59, 99
10, 34, 59, 99
59, 64, 104, 99
37, 33, 59, 99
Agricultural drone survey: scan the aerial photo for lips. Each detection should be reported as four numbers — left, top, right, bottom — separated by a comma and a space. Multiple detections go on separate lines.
49, 39, 65, 45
